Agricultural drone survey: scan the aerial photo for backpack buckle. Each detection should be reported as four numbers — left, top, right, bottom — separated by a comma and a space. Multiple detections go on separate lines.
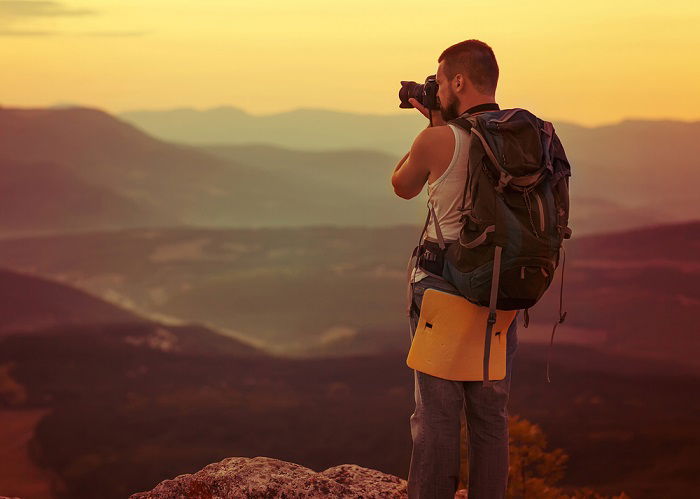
487, 311, 497, 325
557, 225, 572, 239
496, 172, 513, 193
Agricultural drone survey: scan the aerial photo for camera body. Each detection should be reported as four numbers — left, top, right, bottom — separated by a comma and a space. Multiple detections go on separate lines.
399, 74, 440, 110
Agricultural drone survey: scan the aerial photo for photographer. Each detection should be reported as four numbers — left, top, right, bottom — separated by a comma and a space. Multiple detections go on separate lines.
391, 39, 519, 499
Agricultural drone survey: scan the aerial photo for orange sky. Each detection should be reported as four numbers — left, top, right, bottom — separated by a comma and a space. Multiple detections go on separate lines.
1, 0, 699, 126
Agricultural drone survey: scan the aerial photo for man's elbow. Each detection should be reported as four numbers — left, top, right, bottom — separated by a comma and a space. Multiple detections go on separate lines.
391, 176, 416, 199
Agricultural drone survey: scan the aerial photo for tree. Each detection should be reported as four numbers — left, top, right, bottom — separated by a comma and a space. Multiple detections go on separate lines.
457, 414, 630, 499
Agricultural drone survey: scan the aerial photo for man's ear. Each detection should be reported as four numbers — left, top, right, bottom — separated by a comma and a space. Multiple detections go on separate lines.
455, 73, 467, 93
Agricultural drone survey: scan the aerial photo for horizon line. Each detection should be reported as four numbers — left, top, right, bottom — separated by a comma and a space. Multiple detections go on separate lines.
1, 102, 699, 129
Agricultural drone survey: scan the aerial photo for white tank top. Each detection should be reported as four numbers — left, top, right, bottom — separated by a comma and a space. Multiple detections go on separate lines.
412, 123, 470, 283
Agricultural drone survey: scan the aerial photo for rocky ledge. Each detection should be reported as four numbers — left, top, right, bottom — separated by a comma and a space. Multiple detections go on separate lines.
129, 456, 409, 498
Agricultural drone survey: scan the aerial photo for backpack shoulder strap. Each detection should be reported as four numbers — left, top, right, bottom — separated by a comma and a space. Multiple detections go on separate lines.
448, 116, 474, 133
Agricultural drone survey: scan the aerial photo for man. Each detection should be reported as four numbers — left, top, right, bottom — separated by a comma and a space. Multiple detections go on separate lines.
391, 39, 519, 499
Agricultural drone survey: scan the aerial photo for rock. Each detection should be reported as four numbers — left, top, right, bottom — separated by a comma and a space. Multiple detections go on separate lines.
129, 456, 408, 498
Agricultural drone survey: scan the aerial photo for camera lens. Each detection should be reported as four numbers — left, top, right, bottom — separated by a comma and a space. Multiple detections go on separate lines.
398, 75, 440, 110
399, 81, 424, 109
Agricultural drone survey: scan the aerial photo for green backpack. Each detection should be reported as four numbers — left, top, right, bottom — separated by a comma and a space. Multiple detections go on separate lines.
434, 107, 572, 383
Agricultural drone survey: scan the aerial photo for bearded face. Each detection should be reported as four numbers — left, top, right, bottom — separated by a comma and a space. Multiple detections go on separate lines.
439, 88, 461, 122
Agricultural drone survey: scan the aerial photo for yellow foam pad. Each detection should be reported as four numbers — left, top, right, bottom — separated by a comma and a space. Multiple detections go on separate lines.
406, 288, 517, 381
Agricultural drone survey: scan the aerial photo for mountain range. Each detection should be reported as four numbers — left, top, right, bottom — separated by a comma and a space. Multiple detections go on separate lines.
1, 106, 698, 238
0, 107, 420, 235
119, 106, 427, 155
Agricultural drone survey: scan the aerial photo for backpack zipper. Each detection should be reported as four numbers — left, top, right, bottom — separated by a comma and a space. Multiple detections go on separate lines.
534, 191, 545, 233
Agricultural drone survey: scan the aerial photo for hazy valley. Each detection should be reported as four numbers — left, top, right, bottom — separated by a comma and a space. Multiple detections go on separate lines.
0, 104, 698, 499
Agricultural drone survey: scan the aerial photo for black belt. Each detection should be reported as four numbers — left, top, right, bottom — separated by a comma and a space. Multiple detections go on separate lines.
417, 239, 455, 276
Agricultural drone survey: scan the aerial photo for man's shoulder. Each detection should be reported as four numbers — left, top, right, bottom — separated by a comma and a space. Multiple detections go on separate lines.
417, 124, 456, 149
411, 125, 458, 182
425, 123, 455, 136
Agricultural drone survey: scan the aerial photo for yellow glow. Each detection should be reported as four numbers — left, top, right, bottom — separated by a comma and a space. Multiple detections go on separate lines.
1, 0, 699, 126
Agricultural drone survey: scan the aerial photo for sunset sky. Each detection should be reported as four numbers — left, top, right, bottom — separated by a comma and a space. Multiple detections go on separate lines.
1, 0, 698, 126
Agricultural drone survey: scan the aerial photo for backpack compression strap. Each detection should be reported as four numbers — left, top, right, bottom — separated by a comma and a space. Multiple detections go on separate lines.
483, 244, 503, 387
482, 186, 509, 387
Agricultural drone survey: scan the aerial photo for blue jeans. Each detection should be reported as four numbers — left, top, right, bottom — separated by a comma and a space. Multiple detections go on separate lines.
407, 274, 519, 499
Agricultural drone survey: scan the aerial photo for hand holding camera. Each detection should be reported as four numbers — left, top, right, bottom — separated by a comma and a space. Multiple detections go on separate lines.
399, 75, 447, 127
408, 98, 447, 127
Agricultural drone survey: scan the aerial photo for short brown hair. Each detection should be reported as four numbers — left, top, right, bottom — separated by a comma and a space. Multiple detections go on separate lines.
438, 39, 499, 95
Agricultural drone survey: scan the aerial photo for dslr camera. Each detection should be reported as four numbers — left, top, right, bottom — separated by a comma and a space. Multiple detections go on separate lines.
398, 74, 440, 110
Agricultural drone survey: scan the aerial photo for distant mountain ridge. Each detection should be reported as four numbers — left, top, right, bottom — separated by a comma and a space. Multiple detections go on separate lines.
119, 105, 589, 155
1, 105, 698, 237
119, 104, 700, 224
0, 106, 424, 235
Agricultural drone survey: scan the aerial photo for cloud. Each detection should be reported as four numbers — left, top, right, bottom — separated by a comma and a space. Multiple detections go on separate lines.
0, 28, 54, 35
78, 30, 150, 37
0, 1, 150, 37
0, 28, 150, 36
0, 1, 97, 19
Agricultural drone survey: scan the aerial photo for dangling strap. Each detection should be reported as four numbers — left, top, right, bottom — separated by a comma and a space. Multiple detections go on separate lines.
523, 308, 530, 328
483, 244, 503, 387
406, 199, 457, 316
405, 207, 432, 317
546, 244, 567, 382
